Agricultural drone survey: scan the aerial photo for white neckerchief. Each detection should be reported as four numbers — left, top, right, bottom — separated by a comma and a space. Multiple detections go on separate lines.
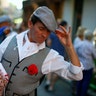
16, 30, 45, 61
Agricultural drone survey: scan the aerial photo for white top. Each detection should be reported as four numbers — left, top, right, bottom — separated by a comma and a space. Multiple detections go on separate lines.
0, 30, 83, 80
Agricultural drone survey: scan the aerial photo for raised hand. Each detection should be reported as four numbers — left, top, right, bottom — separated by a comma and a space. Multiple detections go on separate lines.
55, 25, 72, 48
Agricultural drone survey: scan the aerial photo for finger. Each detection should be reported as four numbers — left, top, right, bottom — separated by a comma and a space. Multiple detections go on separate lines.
55, 29, 65, 37
60, 25, 72, 33
59, 25, 67, 33
68, 26, 72, 34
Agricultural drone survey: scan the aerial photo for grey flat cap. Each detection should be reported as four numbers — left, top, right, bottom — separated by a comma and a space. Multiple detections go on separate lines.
0, 15, 11, 23
33, 6, 58, 32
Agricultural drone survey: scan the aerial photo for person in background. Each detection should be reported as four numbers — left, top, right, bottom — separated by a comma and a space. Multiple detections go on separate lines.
45, 20, 70, 92
72, 26, 86, 95
0, 6, 83, 96
75, 30, 96, 96
0, 15, 17, 43
73, 26, 86, 49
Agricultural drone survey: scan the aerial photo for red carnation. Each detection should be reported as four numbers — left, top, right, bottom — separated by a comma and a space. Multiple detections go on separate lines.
28, 64, 38, 75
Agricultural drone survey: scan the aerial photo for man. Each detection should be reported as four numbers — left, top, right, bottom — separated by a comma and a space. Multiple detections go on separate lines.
0, 6, 83, 96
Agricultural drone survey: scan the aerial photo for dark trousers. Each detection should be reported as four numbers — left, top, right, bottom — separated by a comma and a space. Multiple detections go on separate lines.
76, 68, 93, 96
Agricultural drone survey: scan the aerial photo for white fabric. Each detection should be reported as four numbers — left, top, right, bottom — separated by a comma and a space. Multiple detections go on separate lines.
0, 30, 83, 80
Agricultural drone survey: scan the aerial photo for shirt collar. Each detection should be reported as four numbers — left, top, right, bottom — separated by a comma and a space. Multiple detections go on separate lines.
17, 30, 46, 50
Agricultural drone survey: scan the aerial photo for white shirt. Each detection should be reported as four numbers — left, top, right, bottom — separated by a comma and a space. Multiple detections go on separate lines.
0, 30, 83, 80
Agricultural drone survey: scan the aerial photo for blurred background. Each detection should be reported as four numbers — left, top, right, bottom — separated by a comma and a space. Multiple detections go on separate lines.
0, 0, 96, 41
0, 0, 96, 96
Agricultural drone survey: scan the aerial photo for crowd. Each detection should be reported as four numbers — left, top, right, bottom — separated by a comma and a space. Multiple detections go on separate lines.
74, 27, 96, 96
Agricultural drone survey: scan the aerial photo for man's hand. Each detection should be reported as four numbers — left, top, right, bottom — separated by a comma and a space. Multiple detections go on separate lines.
55, 25, 81, 67
55, 25, 72, 48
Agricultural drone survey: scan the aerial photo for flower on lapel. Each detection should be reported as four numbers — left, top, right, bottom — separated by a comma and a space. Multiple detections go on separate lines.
28, 64, 38, 75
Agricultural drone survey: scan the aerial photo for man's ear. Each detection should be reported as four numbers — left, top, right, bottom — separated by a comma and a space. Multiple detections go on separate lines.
28, 20, 33, 28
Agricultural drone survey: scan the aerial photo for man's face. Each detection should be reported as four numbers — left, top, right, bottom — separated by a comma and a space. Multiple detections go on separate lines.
29, 21, 50, 44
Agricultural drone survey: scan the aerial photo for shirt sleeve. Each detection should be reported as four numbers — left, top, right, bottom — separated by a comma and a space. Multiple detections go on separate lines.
42, 49, 83, 80
69, 61, 84, 74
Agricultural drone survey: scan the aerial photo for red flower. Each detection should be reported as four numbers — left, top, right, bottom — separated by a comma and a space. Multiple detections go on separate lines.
28, 64, 38, 75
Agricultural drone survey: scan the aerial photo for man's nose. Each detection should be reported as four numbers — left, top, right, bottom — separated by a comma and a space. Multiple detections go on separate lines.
42, 33, 48, 38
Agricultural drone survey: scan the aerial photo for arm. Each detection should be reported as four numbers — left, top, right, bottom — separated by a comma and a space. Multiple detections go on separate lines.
55, 26, 81, 67
42, 26, 83, 80
42, 49, 83, 80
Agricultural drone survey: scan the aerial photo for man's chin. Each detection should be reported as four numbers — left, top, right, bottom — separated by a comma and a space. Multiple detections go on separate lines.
37, 40, 44, 44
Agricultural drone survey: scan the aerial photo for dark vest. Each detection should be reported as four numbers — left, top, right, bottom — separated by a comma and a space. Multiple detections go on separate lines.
1, 36, 50, 96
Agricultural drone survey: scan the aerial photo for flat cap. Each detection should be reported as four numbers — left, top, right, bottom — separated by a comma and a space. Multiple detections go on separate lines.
33, 6, 58, 32
0, 15, 11, 23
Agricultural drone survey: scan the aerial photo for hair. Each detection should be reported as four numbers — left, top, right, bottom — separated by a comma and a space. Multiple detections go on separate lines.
84, 30, 93, 40
30, 15, 42, 25
76, 26, 86, 36
59, 20, 67, 26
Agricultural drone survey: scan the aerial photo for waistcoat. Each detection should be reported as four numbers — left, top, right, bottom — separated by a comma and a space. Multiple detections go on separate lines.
1, 36, 50, 96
